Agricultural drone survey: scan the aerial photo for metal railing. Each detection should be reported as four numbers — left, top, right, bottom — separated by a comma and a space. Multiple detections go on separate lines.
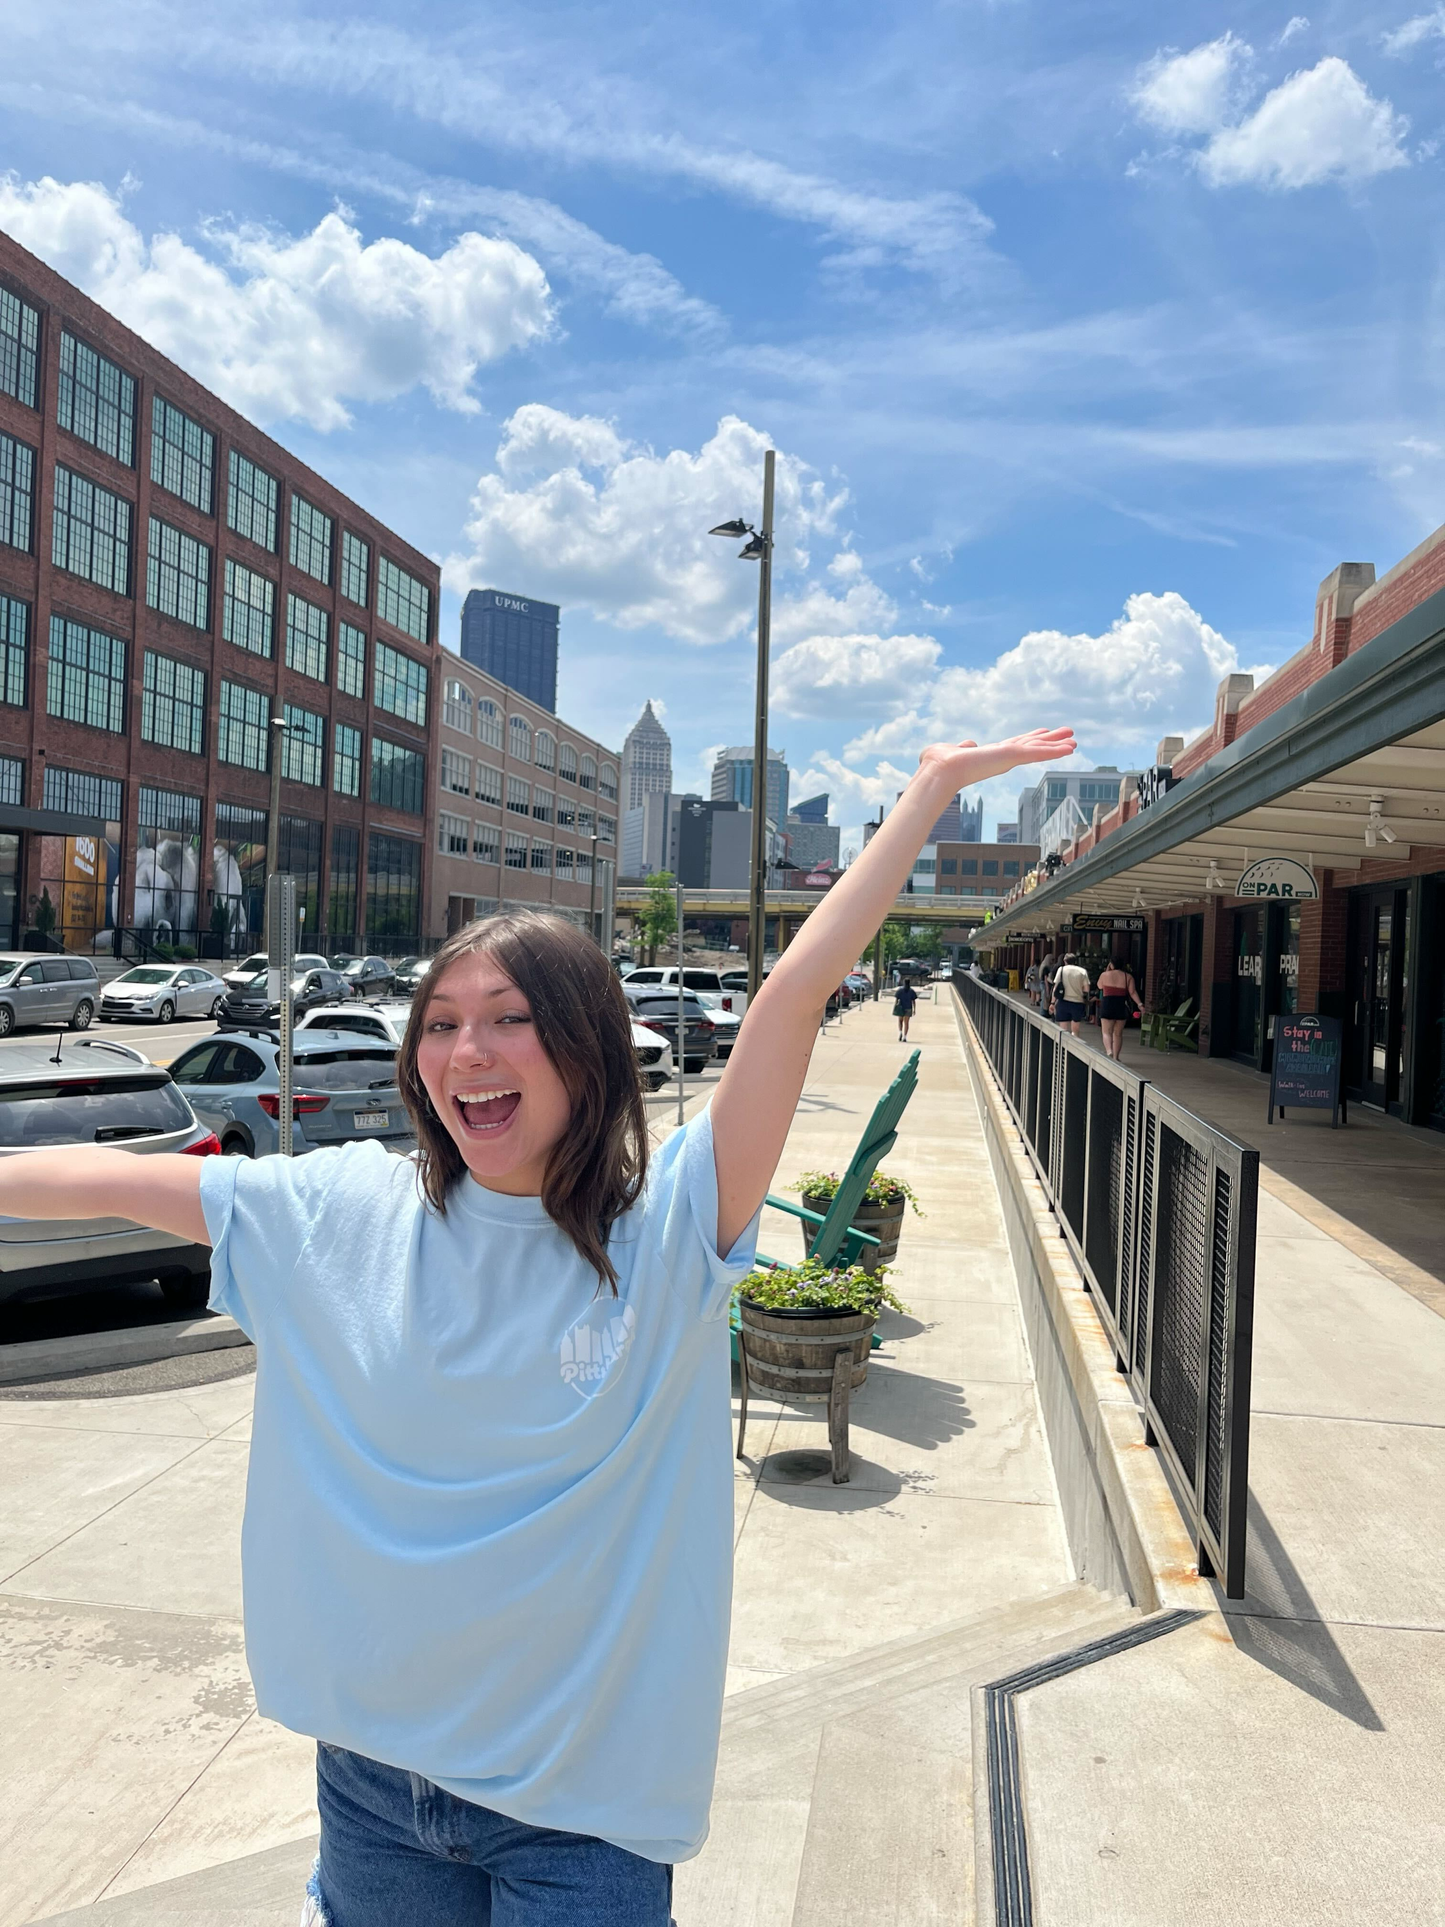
955, 975, 1257, 1598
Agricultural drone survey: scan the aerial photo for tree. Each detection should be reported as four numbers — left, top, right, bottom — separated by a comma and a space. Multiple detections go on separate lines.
638, 871, 678, 964
34, 888, 56, 941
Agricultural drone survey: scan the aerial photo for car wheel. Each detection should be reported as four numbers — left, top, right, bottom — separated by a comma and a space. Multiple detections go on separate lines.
69, 999, 94, 1031
221, 1134, 253, 1157
157, 999, 175, 1024
159, 1270, 211, 1310
0, 1005, 13, 1037
210, 996, 224, 1018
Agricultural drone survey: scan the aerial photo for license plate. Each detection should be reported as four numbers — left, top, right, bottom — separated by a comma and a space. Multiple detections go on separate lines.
353, 1110, 390, 1130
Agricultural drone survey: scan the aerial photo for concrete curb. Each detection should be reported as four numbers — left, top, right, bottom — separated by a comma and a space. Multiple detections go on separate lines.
952, 992, 1215, 1620
0, 1313, 251, 1385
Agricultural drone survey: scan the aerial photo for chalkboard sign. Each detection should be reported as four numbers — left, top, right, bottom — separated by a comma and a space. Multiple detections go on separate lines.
1268, 1013, 1346, 1127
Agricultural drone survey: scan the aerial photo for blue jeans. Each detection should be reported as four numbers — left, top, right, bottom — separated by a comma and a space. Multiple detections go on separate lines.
313, 1743, 675, 1926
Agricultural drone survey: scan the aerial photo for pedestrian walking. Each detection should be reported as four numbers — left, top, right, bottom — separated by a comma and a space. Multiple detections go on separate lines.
1096, 957, 1141, 1061
1053, 952, 1090, 1038
1024, 960, 1040, 1007
1037, 948, 1056, 1014
0, 724, 1074, 1926
892, 976, 918, 1042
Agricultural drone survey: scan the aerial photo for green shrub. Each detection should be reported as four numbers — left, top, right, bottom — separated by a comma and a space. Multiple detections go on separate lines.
736, 1258, 908, 1317
173, 944, 197, 960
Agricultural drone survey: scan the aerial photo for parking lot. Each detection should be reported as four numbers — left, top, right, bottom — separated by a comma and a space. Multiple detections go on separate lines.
0, 1009, 727, 1361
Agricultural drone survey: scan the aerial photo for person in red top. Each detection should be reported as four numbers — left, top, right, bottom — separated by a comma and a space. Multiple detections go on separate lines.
1096, 958, 1141, 1061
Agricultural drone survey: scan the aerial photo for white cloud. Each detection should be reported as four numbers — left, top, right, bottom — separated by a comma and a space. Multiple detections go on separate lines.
771, 563, 899, 649
1278, 16, 1310, 47
446, 410, 846, 646
772, 632, 943, 721
1382, 8, 1445, 55
1132, 34, 1251, 136
1200, 59, 1409, 188
0, 175, 551, 430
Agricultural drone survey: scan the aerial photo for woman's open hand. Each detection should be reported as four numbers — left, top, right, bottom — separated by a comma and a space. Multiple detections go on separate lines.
918, 728, 1076, 790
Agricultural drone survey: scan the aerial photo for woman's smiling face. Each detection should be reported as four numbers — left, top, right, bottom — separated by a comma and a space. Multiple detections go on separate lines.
415, 948, 573, 1195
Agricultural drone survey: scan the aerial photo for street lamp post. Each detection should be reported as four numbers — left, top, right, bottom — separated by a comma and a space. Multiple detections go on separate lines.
587, 832, 600, 946
263, 715, 298, 959
709, 449, 775, 1006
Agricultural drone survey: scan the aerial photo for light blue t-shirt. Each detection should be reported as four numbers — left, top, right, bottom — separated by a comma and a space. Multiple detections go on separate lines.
199, 1109, 758, 1864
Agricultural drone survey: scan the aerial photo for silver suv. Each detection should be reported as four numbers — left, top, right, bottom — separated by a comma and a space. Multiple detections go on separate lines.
0, 1039, 216, 1308
167, 1028, 414, 1158
0, 954, 100, 1037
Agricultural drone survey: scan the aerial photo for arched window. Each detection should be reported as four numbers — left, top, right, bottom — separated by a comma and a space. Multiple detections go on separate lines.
535, 729, 556, 772
443, 679, 472, 734
579, 753, 596, 791
558, 742, 578, 783
598, 762, 618, 802
477, 698, 503, 749
508, 714, 532, 762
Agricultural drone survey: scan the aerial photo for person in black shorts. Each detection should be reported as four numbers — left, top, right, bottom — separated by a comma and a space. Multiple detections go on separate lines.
893, 978, 918, 1042
1096, 958, 1141, 1061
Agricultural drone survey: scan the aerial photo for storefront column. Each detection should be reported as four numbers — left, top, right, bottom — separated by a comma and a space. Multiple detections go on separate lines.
1200, 896, 1235, 1057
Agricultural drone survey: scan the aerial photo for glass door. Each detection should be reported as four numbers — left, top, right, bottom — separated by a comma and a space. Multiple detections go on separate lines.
0, 833, 18, 948
1232, 909, 1264, 1062
1366, 905, 1393, 1107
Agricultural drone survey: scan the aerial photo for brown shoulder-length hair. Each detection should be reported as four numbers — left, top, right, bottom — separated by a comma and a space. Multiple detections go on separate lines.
396, 910, 648, 1292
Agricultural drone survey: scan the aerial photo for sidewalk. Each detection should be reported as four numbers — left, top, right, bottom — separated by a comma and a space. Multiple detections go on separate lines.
1, 991, 1078, 1924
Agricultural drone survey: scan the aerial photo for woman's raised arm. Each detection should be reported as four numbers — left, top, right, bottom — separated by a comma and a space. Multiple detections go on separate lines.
710, 728, 1074, 1252
0, 1149, 210, 1245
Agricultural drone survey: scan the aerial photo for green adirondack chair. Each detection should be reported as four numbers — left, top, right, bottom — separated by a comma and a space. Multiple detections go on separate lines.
1157, 1003, 1200, 1052
730, 1049, 921, 1360
1142, 998, 1191, 1050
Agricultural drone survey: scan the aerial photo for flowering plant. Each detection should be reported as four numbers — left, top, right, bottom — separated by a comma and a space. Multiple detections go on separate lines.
736, 1258, 908, 1317
789, 1168, 924, 1215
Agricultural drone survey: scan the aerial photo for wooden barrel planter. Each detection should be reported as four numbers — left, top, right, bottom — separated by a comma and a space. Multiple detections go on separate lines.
734, 1299, 877, 1484
800, 1194, 906, 1273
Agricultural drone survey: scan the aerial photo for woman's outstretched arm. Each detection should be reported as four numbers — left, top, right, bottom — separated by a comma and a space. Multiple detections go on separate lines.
0, 1149, 209, 1244
711, 728, 1074, 1252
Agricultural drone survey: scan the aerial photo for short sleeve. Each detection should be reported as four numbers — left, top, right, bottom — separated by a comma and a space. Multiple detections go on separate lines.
200, 1146, 361, 1339
647, 1106, 761, 1323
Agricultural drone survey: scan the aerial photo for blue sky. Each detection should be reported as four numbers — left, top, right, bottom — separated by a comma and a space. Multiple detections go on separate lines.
5, 0, 1445, 849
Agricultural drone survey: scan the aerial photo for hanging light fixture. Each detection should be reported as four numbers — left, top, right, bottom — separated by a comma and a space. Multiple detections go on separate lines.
1131, 887, 1147, 911
1365, 797, 1396, 849
1205, 858, 1227, 892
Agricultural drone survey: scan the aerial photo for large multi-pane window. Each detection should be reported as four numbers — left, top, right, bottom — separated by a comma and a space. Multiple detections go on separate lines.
341, 530, 369, 606
47, 617, 126, 733
217, 680, 271, 771
535, 730, 556, 773
373, 640, 428, 726
53, 467, 132, 594
473, 823, 501, 865
377, 555, 431, 644
290, 494, 333, 584
477, 698, 503, 749
530, 840, 552, 874
333, 723, 362, 797
580, 754, 597, 792
329, 824, 360, 940
43, 766, 121, 818
441, 748, 471, 796
0, 597, 28, 708
369, 737, 425, 815
599, 764, 618, 802
150, 397, 214, 512
443, 678, 472, 733
504, 832, 527, 871
282, 704, 325, 786
279, 815, 323, 933
0, 433, 35, 551
555, 792, 576, 830
227, 450, 278, 552
0, 756, 21, 807
439, 811, 470, 857
337, 621, 366, 699
57, 332, 135, 465
141, 651, 205, 756
599, 814, 616, 845
509, 715, 532, 762
285, 593, 329, 682
0, 288, 40, 409
506, 776, 531, 817
554, 846, 573, 880
532, 788, 553, 824
146, 516, 212, 629
135, 789, 203, 944
474, 761, 502, 808
365, 832, 421, 940
223, 558, 275, 657
558, 743, 578, 783
213, 802, 268, 945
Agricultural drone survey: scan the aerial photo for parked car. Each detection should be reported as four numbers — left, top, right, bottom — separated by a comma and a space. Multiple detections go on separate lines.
0, 1039, 218, 1307
706, 1007, 740, 1060
0, 954, 100, 1037
216, 966, 352, 1029
389, 956, 431, 995
338, 955, 395, 998
621, 967, 747, 1015
630, 1020, 675, 1091
100, 963, 227, 1025
623, 988, 717, 1074
222, 952, 330, 995
294, 1001, 412, 1047
167, 1029, 413, 1158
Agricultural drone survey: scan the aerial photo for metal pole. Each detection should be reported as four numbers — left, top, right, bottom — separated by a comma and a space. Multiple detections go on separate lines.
588, 834, 600, 946
873, 925, 884, 1001
747, 450, 775, 1008
675, 876, 686, 1128
263, 716, 289, 958
268, 874, 298, 1157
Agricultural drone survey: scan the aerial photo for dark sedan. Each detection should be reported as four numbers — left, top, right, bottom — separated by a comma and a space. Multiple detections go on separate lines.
217, 966, 352, 1029
624, 990, 717, 1074
338, 955, 395, 998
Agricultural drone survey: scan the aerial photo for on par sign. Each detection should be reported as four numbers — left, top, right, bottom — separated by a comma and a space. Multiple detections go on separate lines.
1235, 857, 1319, 901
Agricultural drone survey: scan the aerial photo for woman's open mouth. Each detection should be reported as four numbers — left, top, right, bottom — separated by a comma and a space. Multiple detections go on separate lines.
453, 1089, 522, 1134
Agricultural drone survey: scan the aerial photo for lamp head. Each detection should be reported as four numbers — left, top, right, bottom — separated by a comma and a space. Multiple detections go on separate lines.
738, 534, 768, 561
708, 519, 751, 539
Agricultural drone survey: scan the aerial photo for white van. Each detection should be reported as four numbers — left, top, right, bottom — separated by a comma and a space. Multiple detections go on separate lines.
620, 966, 746, 1015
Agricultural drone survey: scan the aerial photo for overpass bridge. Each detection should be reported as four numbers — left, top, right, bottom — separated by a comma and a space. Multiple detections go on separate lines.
614, 884, 996, 947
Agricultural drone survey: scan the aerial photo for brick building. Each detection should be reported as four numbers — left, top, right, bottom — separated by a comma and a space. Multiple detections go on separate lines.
0, 230, 439, 958
973, 539, 1445, 1133
433, 651, 619, 943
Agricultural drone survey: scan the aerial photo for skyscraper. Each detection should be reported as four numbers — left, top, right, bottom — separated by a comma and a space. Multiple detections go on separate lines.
621, 701, 672, 811
712, 746, 789, 826
959, 794, 983, 842
791, 792, 829, 823
459, 588, 559, 713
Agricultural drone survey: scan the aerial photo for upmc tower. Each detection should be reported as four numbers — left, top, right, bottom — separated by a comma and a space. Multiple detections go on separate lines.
460, 587, 559, 714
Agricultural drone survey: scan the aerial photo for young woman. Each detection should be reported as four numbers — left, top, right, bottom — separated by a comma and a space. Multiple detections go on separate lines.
0, 726, 1072, 1926
892, 975, 918, 1042
1095, 956, 1142, 1061
1052, 951, 1090, 1038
